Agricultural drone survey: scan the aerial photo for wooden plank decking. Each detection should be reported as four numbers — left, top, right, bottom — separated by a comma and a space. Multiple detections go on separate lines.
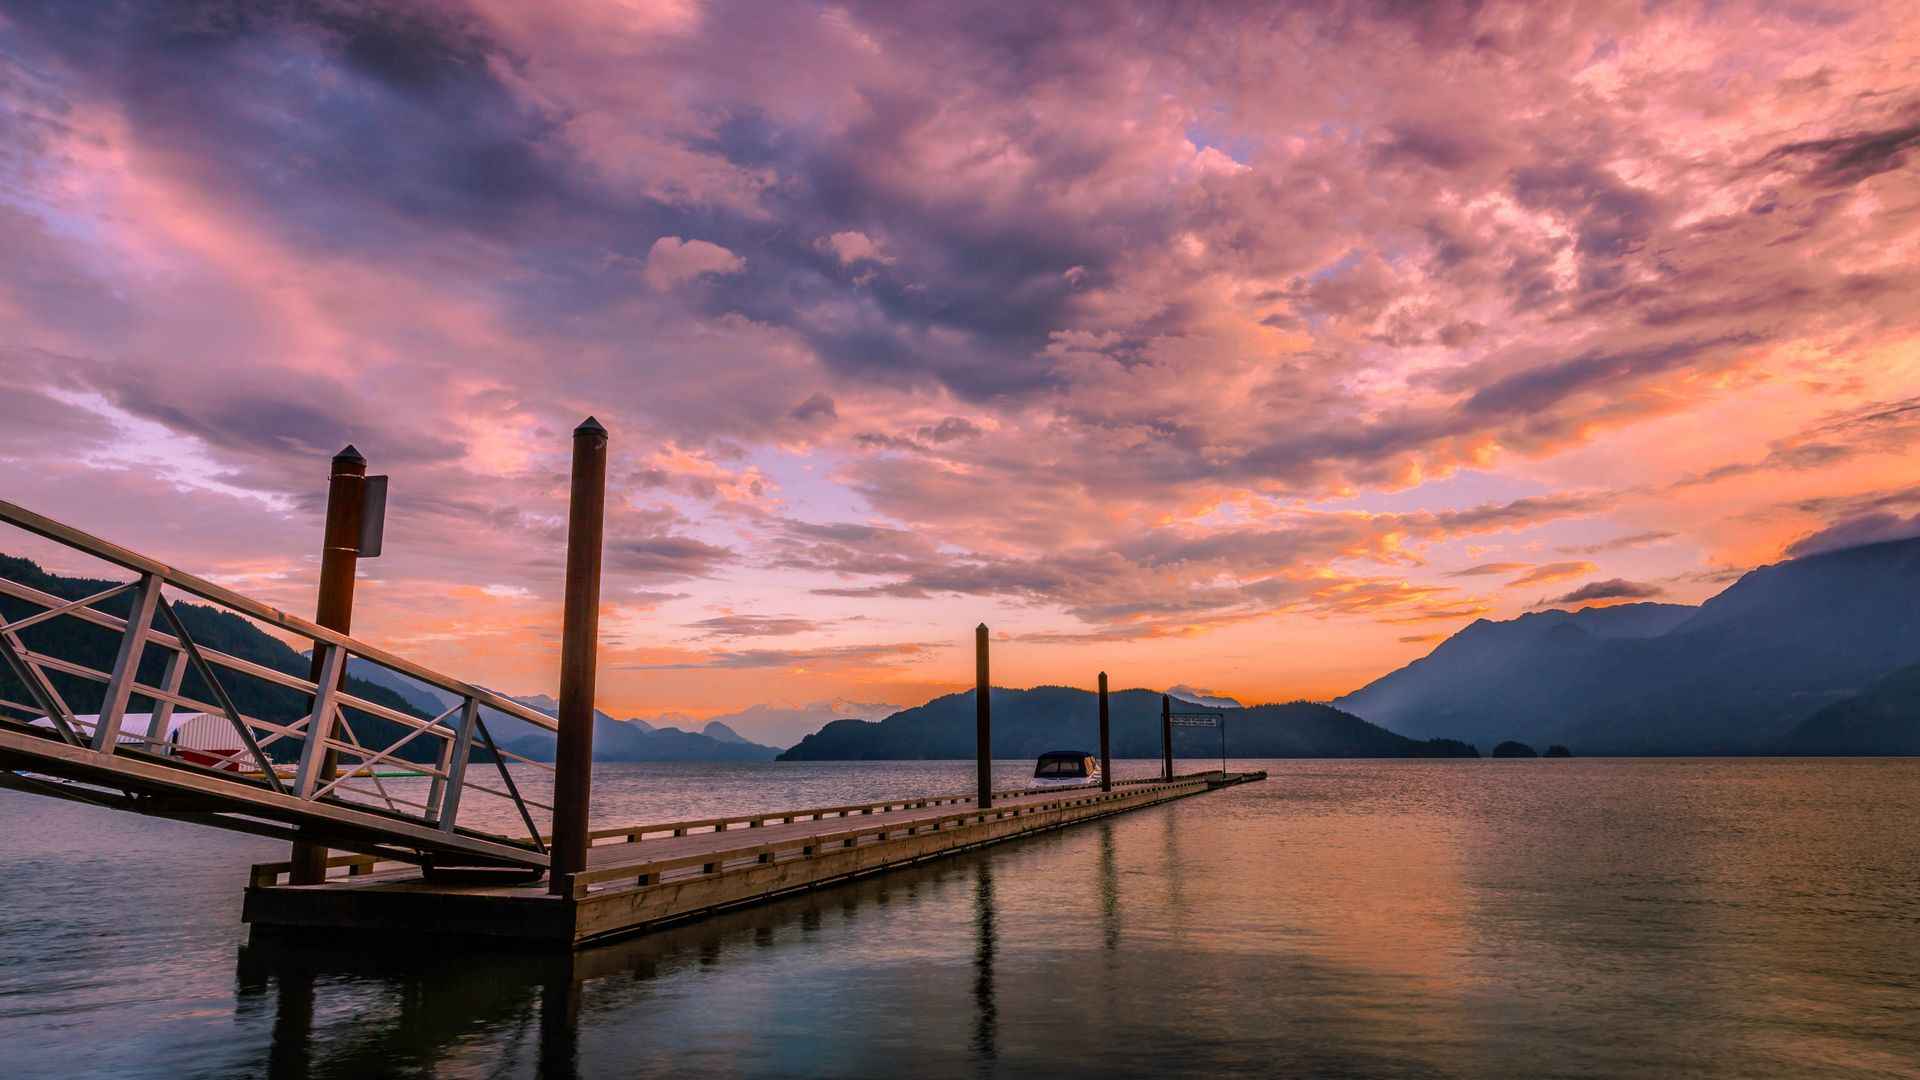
244, 770, 1266, 946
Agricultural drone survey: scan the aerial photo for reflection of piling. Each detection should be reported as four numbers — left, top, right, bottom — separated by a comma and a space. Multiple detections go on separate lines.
1098, 671, 1111, 791
290, 445, 367, 886
1161, 693, 1173, 781
550, 417, 608, 895
971, 859, 998, 1064
976, 623, 992, 810
1097, 821, 1121, 953
540, 973, 583, 1077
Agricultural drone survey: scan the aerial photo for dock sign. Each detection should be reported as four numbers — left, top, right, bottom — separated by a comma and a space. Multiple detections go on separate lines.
1168, 710, 1229, 774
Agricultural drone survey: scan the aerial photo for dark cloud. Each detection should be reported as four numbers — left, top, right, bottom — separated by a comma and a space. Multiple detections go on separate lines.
1446, 562, 1531, 577
1510, 162, 1661, 260
1465, 336, 1754, 417
685, 614, 823, 638
789, 393, 838, 422
1505, 561, 1594, 587
1784, 512, 1920, 558
922, 417, 982, 443
1558, 531, 1675, 555
1682, 395, 1920, 488
1551, 578, 1665, 604
606, 535, 735, 581
1759, 116, 1920, 189
621, 642, 930, 670
627, 590, 691, 607
7, 2, 580, 247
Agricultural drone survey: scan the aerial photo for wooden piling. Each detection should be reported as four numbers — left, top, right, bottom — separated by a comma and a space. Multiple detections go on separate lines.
290, 445, 366, 886
550, 417, 608, 895
1160, 692, 1173, 781
1098, 671, 1111, 792
976, 623, 992, 810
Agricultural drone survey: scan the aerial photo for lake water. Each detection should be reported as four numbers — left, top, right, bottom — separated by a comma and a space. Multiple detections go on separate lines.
1, 758, 1916, 1078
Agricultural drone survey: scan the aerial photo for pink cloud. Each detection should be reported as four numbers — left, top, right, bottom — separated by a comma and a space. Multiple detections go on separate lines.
2, 1, 1917, 711
643, 236, 746, 290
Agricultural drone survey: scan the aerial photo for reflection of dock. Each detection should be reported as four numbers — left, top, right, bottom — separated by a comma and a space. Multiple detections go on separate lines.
245, 770, 1265, 945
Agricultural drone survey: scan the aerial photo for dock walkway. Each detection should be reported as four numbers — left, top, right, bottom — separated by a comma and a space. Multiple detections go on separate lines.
245, 769, 1266, 945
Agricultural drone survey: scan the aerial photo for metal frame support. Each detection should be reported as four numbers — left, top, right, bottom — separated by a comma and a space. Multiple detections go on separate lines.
478, 714, 546, 854
293, 644, 347, 798
144, 648, 188, 751
0, 627, 80, 744
435, 697, 479, 830
156, 596, 284, 793
92, 573, 163, 752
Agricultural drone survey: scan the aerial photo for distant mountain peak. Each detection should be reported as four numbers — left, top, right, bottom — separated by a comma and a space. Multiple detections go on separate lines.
1168, 684, 1243, 709
1334, 541, 1920, 753
702, 720, 751, 744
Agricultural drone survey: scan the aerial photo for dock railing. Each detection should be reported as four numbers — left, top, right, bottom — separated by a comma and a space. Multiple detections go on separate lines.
243, 772, 1235, 888
555, 775, 1217, 899
0, 499, 558, 862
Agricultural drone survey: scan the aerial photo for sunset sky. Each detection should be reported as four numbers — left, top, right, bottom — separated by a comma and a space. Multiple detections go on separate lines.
3, 1, 1918, 742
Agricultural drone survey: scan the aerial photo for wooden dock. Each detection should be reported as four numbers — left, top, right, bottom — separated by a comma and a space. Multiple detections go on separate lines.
244, 769, 1266, 946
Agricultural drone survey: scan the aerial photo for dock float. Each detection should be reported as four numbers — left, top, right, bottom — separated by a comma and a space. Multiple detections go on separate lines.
245, 770, 1266, 946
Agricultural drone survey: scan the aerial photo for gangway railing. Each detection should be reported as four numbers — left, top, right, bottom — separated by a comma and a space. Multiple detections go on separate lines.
0, 499, 557, 869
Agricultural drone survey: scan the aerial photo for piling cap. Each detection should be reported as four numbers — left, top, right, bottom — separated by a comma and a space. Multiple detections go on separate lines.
333, 444, 366, 465
575, 415, 608, 437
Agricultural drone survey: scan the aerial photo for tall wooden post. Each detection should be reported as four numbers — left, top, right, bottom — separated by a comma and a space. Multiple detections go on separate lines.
1098, 671, 1111, 791
289, 445, 366, 886
550, 417, 608, 895
976, 623, 991, 810
1161, 692, 1173, 781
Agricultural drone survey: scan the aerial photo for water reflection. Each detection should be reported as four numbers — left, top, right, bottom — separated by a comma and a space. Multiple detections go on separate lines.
1097, 822, 1121, 954
236, 846, 1014, 1079
971, 860, 997, 1069
5, 760, 1917, 1078
238, 932, 554, 1078
258, 953, 312, 1080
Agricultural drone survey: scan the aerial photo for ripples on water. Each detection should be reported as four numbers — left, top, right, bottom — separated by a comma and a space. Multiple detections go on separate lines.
0, 759, 1916, 1078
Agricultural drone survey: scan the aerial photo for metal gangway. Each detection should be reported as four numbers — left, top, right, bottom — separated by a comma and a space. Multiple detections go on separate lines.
0, 499, 557, 872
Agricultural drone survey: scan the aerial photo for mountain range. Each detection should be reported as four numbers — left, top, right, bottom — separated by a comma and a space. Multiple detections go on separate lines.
342, 661, 782, 762
778, 685, 1477, 760
1334, 536, 1920, 754
1780, 660, 1920, 755
13, 533, 1916, 763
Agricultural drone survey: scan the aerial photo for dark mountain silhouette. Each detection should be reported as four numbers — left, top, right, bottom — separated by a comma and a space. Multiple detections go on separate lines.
1491, 741, 1538, 758
497, 704, 779, 763
777, 686, 1477, 760
1335, 537, 1920, 753
701, 720, 753, 745
343, 651, 778, 762
1779, 661, 1920, 755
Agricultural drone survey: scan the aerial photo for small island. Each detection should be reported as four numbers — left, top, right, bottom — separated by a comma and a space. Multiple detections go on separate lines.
1543, 744, 1573, 757
1491, 740, 1539, 758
